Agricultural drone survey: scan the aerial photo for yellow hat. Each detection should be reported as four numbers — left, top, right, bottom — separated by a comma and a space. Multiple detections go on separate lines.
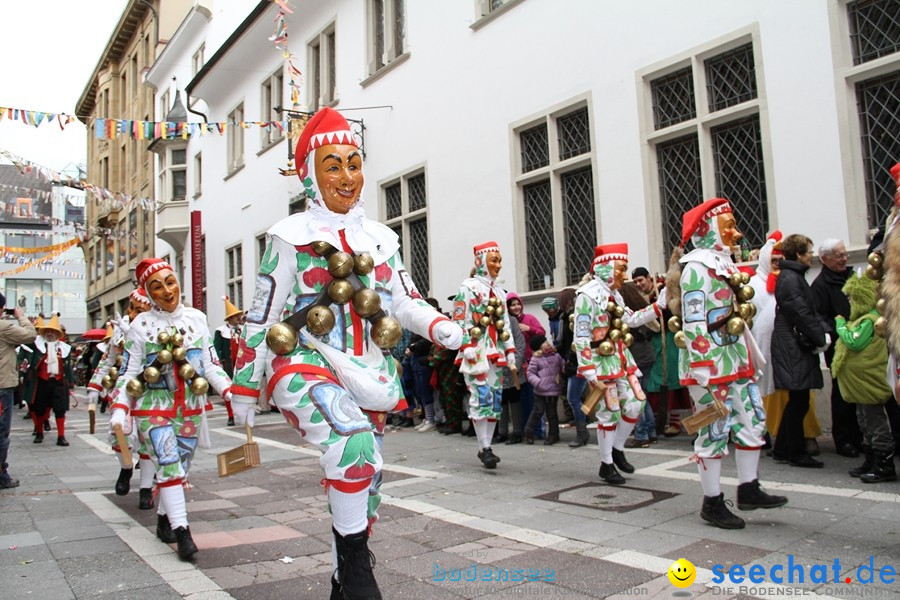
103, 323, 114, 341
39, 314, 64, 334
224, 296, 243, 320
34, 316, 45, 329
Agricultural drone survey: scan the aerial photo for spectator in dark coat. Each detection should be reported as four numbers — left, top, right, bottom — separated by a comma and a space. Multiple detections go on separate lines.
810, 238, 862, 457
772, 234, 828, 468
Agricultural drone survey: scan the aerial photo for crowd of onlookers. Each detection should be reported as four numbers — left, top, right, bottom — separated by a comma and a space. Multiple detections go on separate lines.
384, 234, 899, 485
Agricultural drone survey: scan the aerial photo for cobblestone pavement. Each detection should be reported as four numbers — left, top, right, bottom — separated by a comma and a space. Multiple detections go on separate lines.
1, 393, 898, 599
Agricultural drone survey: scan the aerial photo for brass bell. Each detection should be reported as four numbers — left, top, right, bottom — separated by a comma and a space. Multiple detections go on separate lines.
608, 329, 621, 342
190, 377, 209, 396
495, 305, 505, 317
614, 306, 625, 318
569, 313, 575, 323
266, 322, 299, 355
877, 297, 887, 314
729, 273, 744, 288
499, 330, 511, 342
740, 272, 751, 285
480, 316, 491, 328
352, 288, 382, 318
115, 356, 123, 368
611, 318, 623, 330
866, 264, 884, 281
328, 279, 355, 305
354, 253, 375, 276
108, 367, 119, 379
484, 305, 496, 316
171, 332, 184, 347
726, 316, 746, 336
737, 285, 755, 302
868, 251, 884, 269
598, 340, 615, 356
489, 297, 501, 307
101, 375, 113, 390
494, 319, 505, 331
157, 349, 173, 365
178, 362, 196, 381
307, 305, 337, 336
328, 251, 355, 279
739, 303, 754, 320
469, 327, 483, 340
619, 323, 630, 336
371, 316, 402, 349
744, 317, 754, 330
157, 331, 171, 346
667, 316, 682, 333
875, 316, 886, 338
143, 366, 161, 384
125, 379, 144, 398
606, 301, 616, 313
172, 346, 187, 363
623, 333, 634, 347
568, 323, 574, 332
674, 331, 687, 349
312, 240, 335, 256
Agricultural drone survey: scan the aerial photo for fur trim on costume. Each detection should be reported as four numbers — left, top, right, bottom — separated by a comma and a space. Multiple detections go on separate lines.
843, 273, 878, 321
882, 217, 900, 358
666, 247, 685, 318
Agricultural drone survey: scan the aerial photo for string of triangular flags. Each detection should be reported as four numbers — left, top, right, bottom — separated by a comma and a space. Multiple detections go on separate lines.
0, 182, 85, 205
271, 0, 303, 109
32, 290, 85, 299
1, 148, 159, 213
34, 263, 84, 279
0, 238, 80, 255
2, 251, 84, 264
0, 242, 77, 276
0, 108, 77, 130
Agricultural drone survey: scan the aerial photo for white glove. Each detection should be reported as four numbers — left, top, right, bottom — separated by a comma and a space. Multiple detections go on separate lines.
692, 366, 711, 388
433, 321, 463, 350
582, 369, 598, 386
109, 408, 130, 434
113, 312, 131, 335
814, 333, 832, 355
87, 390, 99, 405
655, 287, 668, 310
232, 400, 255, 427
463, 347, 477, 362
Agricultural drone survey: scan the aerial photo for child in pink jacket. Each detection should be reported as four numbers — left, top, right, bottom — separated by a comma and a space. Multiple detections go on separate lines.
525, 335, 565, 445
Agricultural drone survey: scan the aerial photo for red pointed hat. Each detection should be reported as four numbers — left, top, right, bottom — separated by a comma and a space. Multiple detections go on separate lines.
474, 241, 501, 256
294, 107, 358, 173
891, 162, 900, 207
681, 198, 732, 246
129, 287, 151, 306
136, 258, 173, 288
592, 243, 628, 266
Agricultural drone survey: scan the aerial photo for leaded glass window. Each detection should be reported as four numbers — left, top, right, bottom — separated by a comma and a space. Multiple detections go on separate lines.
652, 66, 696, 130
705, 43, 757, 112
523, 181, 555, 291
558, 108, 591, 161
848, 0, 900, 65
857, 70, 900, 229
520, 123, 549, 173
657, 135, 702, 254
561, 168, 596, 285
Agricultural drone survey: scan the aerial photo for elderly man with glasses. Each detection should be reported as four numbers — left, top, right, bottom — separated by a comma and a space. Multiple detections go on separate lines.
811, 239, 862, 458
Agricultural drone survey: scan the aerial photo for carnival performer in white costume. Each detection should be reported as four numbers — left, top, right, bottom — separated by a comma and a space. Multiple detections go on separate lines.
230, 107, 462, 599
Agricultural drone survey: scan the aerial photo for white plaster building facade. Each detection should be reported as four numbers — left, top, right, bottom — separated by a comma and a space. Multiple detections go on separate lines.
145, 0, 900, 327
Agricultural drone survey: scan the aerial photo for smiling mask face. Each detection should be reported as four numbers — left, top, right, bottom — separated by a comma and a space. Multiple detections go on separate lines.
145, 268, 180, 313
314, 144, 364, 214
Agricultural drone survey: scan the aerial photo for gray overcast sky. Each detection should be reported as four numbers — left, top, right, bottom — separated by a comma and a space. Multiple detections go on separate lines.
0, 0, 128, 174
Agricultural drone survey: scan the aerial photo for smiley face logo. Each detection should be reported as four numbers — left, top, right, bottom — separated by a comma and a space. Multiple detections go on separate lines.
667, 558, 696, 588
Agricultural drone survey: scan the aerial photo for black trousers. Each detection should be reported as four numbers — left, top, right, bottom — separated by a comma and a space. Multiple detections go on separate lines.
33, 378, 68, 418
775, 389, 810, 460
831, 377, 862, 449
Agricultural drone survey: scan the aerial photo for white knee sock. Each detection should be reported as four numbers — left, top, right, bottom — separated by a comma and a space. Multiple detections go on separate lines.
329, 486, 369, 537
139, 458, 155, 489
697, 457, 722, 497
613, 420, 636, 451
159, 485, 188, 528
598, 427, 615, 463
473, 419, 495, 450
735, 448, 760, 484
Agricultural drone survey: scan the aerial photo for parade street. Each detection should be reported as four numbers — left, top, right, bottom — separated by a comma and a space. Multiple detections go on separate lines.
1, 392, 898, 600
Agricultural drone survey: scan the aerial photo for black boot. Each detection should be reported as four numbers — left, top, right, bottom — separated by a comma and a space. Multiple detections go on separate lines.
611, 448, 634, 474
860, 452, 897, 484
156, 514, 176, 543
598, 462, 626, 485
33, 433, 43, 444
736, 479, 788, 511
478, 448, 500, 469
568, 421, 589, 447
333, 527, 382, 600
115, 468, 133, 496
56, 437, 69, 447
849, 447, 875, 478
701, 493, 745, 529
173, 525, 198, 560
139, 488, 154, 510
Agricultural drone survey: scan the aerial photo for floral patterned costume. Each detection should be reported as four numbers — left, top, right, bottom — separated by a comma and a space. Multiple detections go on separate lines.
677, 202, 766, 459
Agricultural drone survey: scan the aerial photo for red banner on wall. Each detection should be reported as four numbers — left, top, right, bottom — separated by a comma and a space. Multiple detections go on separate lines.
190, 211, 204, 311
